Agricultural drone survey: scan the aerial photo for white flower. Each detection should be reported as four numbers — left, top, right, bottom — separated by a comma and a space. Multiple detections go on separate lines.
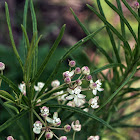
51, 80, 60, 88
34, 82, 46, 92
89, 96, 99, 109
66, 87, 86, 107
63, 70, 74, 78
19, 82, 26, 96
90, 80, 104, 95
87, 135, 100, 140
0, 62, 5, 71
54, 90, 67, 101
67, 101, 76, 107
33, 121, 42, 134
40, 106, 49, 117
71, 120, 81, 132
46, 112, 61, 127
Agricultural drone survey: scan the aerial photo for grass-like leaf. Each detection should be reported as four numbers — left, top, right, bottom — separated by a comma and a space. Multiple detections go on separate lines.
30, 0, 38, 77
0, 90, 15, 102
105, 0, 138, 44
46, 104, 115, 131
0, 110, 28, 132
91, 63, 126, 75
37, 26, 105, 97
121, 0, 140, 23
70, 8, 113, 63
32, 24, 66, 83
4, 102, 19, 114
5, 2, 24, 71
116, 0, 126, 38
87, 4, 132, 57
96, 65, 137, 112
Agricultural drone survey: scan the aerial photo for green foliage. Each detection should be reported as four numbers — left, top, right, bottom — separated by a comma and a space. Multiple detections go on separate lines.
0, 0, 140, 139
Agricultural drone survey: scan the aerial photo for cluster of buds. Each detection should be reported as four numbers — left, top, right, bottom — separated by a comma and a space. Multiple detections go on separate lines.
133, 2, 139, 9
33, 106, 71, 139
62, 60, 104, 110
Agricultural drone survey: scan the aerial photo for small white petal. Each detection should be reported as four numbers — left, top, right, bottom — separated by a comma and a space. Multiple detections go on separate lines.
53, 112, 58, 119
46, 117, 53, 123
92, 89, 97, 95
33, 128, 41, 134
67, 88, 74, 94
77, 94, 86, 99
66, 95, 74, 100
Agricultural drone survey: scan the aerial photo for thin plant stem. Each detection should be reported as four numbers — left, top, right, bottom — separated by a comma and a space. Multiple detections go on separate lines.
73, 131, 76, 140
29, 108, 34, 140
38, 130, 45, 140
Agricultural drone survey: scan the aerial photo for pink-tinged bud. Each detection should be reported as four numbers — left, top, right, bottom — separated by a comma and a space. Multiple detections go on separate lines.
81, 66, 90, 75
63, 72, 69, 78
59, 136, 67, 140
64, 124, 71, 132
134, 2, 139, 9
45, 131, 53, 139
64, 77, 71, 84
7, 136, 14, 140
86, 75, 92, 81
0, 62, 5, 71
67, 101, 76, 107
40, 106, 49, 117
76, 79, 82, 86
69, 60, 76, 67
90, 83, 97, 89
75, 67, 81, 74
51, 80, 60, 87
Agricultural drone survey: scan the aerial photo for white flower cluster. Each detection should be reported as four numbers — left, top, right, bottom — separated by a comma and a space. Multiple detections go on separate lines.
33, 106, 71, 139
62, 60, 104, 110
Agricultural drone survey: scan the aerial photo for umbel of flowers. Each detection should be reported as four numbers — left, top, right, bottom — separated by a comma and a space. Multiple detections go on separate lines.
63, 60, 104, 110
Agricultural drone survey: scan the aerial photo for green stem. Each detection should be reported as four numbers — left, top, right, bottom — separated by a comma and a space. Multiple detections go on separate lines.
0, 70, 3, 87
29, 108, 34, 140
73, 131, 76, 140
38, 130, 45, 140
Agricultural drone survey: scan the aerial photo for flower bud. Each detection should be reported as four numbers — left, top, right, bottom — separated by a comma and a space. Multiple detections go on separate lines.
64, 77, 71, 84
51, 80, 60, 87
7, 136, 14, 140
45, 131, 53, 139
86, 75, 92, 81
64, 124, 71, 132
59, 136, 67, 140
0, 62, 5, 71
40, 106, 49, 117
75, 67, 81, 74
76, 79, 82, 86
134, 2, 139, 9
81, 66, 90, 75
69, 60, 76, 67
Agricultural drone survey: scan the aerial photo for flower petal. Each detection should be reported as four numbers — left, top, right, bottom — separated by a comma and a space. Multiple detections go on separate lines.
66, 95, 74, 100
92, 89, 97, 95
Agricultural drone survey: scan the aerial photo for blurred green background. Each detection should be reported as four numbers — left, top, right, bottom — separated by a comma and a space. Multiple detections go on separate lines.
0, 0, 140, 139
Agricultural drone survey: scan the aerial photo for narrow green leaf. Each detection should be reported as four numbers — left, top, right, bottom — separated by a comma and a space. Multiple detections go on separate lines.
96, 65, 137, 112
97, 0, 121, 65
0, 90, 15, 101
70, 8, 113, 63
0, 75, 21, 95
91, 63, 126, 75
21, 25, 30, 50
32, 24, 66, 83
116, 0, 126, 38
4, 102, 19, 114
22, 0, 29, 60
105, 0, 138, 43
121, 0, 140, 23
46, 104, 115, 131
37, 26, 105, 96
87, 4, 132, 56
5, 2, 23, 71
0, 110, 28, 132
113, 123, 140, 128
30, 0, 38, 77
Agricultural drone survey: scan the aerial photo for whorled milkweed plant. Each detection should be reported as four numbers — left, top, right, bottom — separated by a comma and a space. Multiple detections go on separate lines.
0, 0, 140, 139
